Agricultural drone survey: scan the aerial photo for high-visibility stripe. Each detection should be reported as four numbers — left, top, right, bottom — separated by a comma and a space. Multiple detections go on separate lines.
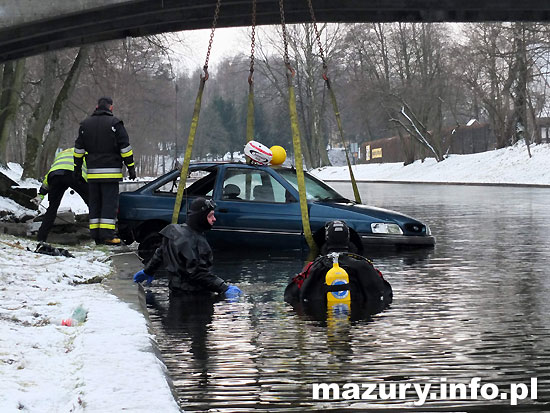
87, 173, 123, 179
74, 152, 85, 158
52, 154, 74, 162
99, 218, 116, 225
127, 162, 135, 167
121, 146, 133, 157
42, 148, 88, 190
87, 168, 122, 174
74, 148, 85, 154
51, 161, 74, 168
98, 223, 116, 230
89, 223, 100, 229
89, 218, 100, 224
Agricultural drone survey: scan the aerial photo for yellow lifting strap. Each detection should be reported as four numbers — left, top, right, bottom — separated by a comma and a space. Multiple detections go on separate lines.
307, 0, 362, 204
325, 78, 362, 204
171, 0, 221, 224
171, 76, 207, 224
246, 81, 255, 142
287, 76, 317, 252
279, 0, 317, 252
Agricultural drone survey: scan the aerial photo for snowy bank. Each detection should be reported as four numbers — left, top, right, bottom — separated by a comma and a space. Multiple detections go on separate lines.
313, 142, 550, 186
0, 236, 180, 412
0, 163, 88, 218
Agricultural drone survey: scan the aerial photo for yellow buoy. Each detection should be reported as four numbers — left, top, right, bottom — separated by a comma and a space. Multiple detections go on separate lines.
270, 145, 287, 165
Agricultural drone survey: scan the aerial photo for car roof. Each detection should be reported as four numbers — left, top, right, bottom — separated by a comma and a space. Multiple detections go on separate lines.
183, 161, 297, 172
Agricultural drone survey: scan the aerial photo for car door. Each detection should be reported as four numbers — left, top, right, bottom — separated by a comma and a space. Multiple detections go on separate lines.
209, 166, 303, 250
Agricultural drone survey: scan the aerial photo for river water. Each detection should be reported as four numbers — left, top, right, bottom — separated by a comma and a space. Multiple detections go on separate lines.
145, 182, 550, 412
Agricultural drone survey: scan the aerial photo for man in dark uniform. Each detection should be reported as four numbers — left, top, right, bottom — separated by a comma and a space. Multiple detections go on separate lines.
133, 197, 242, 298
73, 97, 136, 245
32, 148, 89, 243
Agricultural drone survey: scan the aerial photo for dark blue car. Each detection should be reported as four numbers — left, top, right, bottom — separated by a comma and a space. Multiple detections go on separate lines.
117, 162, 434, 259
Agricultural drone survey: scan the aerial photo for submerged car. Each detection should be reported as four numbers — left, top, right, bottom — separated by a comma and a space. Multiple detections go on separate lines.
117, 162, 434, 259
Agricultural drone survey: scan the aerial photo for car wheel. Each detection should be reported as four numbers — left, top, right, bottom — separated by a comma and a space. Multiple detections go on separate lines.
138, 232, 162, 264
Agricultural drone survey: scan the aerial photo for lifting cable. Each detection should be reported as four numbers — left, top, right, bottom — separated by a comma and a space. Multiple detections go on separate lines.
279, 0, 317, 252
246, 0, 256, 143
244, 0, 257, 200
307, 0, 362, 204
171, 0, 221, 224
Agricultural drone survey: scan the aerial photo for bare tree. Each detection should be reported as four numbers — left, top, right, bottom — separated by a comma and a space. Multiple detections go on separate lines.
0, 59, 26, 167
36, 46, 90, 176
343, 23, 460, 162
22, 53, 58, 179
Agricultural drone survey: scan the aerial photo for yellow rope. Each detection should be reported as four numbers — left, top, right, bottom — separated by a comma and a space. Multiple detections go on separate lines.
246, 82, 255, 142
171, 77, 206, 224
326, 78, 362, 204
171, 0, 220, 223
306, 0, 362, 203
288, 74, 317, 252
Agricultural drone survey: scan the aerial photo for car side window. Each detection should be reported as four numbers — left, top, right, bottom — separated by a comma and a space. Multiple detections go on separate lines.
155, 178, 179, 194
222, 169, 289, 203
154, 169, 216, 196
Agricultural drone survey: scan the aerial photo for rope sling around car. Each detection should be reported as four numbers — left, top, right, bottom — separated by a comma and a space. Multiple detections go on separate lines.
172, 0, 354, 253
171, 0, 221, 224
306, 0, 362, 204
278, 0, 317, 252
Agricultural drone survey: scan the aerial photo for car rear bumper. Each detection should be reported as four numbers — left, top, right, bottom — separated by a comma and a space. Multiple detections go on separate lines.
360, 234, 435, 247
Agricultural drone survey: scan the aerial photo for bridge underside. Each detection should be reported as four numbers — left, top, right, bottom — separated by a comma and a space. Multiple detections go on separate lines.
1, 0, 550, 62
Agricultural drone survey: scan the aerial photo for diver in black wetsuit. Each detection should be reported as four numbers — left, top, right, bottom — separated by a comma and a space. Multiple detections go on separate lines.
284, 220, 392, 315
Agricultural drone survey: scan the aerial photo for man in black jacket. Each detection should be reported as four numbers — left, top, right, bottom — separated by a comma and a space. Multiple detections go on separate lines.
74, 97, 136, 245
133, 198, 242, 298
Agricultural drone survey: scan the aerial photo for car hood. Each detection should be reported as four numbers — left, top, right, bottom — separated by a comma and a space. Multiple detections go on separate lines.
313, 201, 423, 224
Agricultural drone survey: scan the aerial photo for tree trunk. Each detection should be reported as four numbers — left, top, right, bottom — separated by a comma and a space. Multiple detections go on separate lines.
22, 53, 58, 179
0, 59, 26, 167
37, 46, 89, 177
512, 23, 532, 157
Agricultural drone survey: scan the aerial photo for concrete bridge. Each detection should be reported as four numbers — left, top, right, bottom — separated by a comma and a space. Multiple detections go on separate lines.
1, 0, 550, 62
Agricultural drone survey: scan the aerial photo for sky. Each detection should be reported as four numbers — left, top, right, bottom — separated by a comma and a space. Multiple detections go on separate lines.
0, 140, 548, 411
169, 27, 252, 73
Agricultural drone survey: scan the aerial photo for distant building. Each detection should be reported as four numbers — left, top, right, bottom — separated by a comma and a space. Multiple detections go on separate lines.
537, 117, 550, 143
360, 123, 495, 164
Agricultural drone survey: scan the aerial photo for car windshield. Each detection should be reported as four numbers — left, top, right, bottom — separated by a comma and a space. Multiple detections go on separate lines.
277, 169, 350, 202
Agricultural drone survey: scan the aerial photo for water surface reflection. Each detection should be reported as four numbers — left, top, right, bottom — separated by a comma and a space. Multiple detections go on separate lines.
146, 183, 550, 412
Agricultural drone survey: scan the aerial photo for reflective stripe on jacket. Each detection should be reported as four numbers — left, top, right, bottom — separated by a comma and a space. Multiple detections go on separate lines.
74, 109, 134, 182
39, 148, 87, 196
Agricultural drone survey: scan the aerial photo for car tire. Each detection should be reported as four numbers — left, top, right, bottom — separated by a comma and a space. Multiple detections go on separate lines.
138, 232, 162, 264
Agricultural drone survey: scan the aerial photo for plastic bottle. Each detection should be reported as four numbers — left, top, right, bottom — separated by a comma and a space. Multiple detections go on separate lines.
60, 305, 88, 326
